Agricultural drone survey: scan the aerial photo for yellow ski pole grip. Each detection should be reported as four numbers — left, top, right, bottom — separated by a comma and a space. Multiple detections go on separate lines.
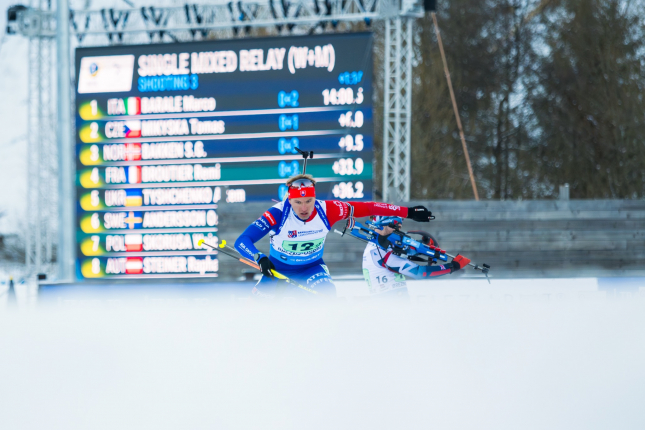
270, 270, 288, 280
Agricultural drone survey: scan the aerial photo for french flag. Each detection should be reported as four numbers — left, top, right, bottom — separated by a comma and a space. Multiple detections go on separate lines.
125, 143, 141, 161
128, 166, 142, 184
127, 97, 141, 115
125, 234, 143, 252
124, 121, 141, 138
125, 257, 143, 274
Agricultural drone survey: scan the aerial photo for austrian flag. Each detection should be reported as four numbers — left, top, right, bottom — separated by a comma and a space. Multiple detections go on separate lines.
125, 257, 143, 274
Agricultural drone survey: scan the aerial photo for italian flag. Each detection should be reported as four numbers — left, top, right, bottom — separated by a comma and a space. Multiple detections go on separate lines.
127, 97, 141, 115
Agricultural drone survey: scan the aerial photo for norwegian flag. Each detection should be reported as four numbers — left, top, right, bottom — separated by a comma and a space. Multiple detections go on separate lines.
125, 143, 141, 161
124, 234, 143, 252
288, 230, 297, 238
125, 257, 143, 274
128, 166, 142, 184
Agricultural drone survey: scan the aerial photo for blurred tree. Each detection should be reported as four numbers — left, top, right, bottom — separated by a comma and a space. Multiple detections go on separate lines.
531, 0, 645, 198
411, 0, 544, 200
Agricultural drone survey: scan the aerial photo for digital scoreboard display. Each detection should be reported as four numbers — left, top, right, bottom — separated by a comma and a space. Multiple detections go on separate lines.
75, 32, 373, 280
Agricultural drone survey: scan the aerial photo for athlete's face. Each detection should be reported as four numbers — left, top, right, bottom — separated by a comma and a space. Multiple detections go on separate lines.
290, 197, 316, 220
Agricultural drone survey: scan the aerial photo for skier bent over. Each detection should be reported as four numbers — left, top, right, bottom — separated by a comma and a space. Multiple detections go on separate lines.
362, 216, 472, 297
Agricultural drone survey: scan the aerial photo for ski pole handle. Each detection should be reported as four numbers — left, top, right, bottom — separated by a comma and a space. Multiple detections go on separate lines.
198, 239, 261, 270
197, 239, 320, 295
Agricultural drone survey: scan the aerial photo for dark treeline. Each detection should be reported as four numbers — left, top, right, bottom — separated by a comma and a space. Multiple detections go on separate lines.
374, 0, 645, 200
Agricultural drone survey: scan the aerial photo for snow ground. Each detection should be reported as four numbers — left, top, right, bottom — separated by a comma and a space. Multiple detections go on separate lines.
1, 277, 644, 430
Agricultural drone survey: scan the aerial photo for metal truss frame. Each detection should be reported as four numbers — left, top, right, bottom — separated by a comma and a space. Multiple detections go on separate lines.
11, 0, 423, 280
24, 1, 57, 279
381, 16, 412, 202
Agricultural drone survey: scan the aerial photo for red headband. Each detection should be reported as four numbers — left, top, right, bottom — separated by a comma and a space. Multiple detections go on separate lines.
288, 184, 316, 199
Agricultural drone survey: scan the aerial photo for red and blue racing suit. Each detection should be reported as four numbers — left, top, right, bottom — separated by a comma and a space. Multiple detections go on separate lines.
235, 200, 408, 295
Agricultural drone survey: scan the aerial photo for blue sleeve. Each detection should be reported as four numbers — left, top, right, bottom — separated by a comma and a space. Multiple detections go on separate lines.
234, 207, 283, 260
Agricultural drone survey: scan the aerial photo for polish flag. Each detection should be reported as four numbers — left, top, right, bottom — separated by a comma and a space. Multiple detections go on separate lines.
125, 257, 143, 274
127, 97, 141, 115
128, 166, 142, 184
125, 143, 141, 161
125, 234, 143, 252
124, 121, 141, 138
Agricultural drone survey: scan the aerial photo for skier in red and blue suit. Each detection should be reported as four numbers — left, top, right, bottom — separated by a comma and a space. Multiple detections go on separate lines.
234, 174, 434, 296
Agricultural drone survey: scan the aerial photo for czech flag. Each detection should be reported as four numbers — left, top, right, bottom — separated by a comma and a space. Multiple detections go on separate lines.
125, 189, 143, 207
128, 166, 142, 184
125, 234, 143, 252
125, 257, 143, 274
127, 97, 141, 115
125, 143, 141, 161
124, 121, 141, 138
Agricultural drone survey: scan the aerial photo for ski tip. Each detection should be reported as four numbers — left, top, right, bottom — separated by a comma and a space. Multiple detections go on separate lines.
197, 239, 205, 247
219, 239, 227, 248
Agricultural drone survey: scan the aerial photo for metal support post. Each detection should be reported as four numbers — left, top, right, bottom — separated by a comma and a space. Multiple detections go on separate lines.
57, 0, 74, 282
382, 16, 413, 202
25, 0, 57, 278
25, 31, 39, 274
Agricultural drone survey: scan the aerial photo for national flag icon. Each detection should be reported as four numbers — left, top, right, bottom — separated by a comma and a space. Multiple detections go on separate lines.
125, 189, 143, 207
125, 234, 143, 252
128, 166, 142, 184
125, 257, 143, 274
124, 120, 141, 138
127, 97, 141, 115
124, 211, 143, 229
125, 143, 141, 161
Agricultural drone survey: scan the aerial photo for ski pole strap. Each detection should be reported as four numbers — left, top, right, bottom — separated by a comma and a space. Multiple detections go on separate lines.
341, 203, 356, 235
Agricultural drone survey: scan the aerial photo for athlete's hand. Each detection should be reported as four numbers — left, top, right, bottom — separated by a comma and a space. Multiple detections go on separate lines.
257, 256, 275, 278
451, 254, 471, 272
407, 206, 434, 222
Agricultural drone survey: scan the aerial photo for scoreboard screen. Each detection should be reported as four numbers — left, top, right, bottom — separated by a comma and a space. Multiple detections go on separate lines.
74, 32, 374, 280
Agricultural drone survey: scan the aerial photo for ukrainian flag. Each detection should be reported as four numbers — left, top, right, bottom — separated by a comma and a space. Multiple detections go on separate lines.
125, 189, 143, 207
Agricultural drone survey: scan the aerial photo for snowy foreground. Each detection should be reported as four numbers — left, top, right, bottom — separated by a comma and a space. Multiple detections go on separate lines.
1, 278, 644, 430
